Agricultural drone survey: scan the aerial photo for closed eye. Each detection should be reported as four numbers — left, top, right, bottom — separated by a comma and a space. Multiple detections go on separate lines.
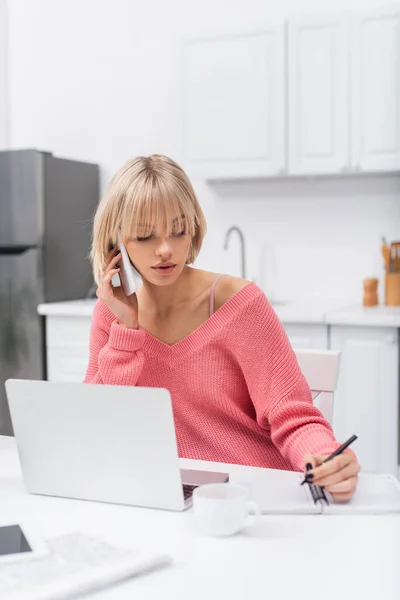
135, 230, 186, 242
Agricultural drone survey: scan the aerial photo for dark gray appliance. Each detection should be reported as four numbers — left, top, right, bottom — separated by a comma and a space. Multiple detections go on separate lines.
0, 149, 99, 435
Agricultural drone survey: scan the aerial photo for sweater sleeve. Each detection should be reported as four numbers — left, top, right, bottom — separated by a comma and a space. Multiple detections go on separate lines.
83, 300, 146, 385
235, 291, 342, 471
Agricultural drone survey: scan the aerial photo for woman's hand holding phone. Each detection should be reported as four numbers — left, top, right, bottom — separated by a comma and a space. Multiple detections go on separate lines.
96, 248, 139, 329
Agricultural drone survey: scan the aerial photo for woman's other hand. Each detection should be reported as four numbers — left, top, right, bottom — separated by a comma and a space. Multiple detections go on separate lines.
302, 451, 360, 502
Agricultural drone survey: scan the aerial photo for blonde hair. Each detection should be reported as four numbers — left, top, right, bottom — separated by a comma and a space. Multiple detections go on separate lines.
90, 154, 207, 285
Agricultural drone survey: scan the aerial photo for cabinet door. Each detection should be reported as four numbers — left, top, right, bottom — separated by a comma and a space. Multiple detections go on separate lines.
351, 6, 400, 172
330, 326, 398, 475
288, 14, 350, 174
283, 324, 328, 349
47, 347, 90, 382
45, 316, 91, 382
182, 28, 285, 179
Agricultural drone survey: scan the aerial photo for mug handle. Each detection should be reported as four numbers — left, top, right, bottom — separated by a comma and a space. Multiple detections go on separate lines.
246, 500, 260, 526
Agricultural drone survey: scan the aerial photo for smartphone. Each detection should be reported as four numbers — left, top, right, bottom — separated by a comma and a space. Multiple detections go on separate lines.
0, 520, 49, 564
117, 236, 138, 296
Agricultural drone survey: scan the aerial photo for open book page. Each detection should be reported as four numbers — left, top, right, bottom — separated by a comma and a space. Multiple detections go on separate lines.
232, 468, 322, 514
325, 474, 400, 514
0, 532, 170, 600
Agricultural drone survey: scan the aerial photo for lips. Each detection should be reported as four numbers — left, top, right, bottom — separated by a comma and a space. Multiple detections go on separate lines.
152, 264, 176, 274
153, 263, 175, 268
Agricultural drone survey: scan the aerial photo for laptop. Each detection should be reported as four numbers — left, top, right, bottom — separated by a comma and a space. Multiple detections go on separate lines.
5, 379, 228, 511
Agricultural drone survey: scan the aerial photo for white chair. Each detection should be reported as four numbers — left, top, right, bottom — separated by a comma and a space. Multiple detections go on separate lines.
294, 349, 341, 425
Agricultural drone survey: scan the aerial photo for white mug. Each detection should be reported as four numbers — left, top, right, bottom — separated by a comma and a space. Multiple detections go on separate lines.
192, 483, 260, 537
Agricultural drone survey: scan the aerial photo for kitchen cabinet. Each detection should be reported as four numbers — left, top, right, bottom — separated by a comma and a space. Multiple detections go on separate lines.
283, 323, 328, 350
182, 4, 400, 180
45, 315, 91, 382
287, 14, 350, 175
330, 325, 399, 475
181, 28, 285, 180
351, 5, 400, 172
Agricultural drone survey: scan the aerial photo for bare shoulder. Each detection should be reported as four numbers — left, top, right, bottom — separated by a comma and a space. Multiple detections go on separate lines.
214, 276, 252, 311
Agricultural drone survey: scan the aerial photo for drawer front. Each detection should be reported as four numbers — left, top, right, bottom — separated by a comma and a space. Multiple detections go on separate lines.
47, 347, 90, 382
46, 316, 92, 348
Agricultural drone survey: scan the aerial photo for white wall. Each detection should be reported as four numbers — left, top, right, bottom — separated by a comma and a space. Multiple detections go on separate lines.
0, 0, 8, 147
6, 0, 400, 302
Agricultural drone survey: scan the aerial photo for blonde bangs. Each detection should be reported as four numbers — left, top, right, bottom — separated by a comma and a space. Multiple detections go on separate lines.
120, 173, 196, 242
90, 155, 207, 285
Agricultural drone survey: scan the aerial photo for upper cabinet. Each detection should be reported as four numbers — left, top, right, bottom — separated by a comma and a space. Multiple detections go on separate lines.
182, 28, 285, 179
351, 5, 400, 172
182, 4, 400, 180
288, 14, 350, 175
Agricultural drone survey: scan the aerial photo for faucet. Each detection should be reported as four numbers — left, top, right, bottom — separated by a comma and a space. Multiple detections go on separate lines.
223, 226, 246, 279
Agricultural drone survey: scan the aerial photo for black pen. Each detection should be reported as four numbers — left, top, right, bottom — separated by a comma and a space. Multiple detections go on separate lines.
300, 434, 358, 486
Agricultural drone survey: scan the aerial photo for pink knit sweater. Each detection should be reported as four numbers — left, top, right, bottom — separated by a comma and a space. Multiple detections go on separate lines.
84, 283, 340, 471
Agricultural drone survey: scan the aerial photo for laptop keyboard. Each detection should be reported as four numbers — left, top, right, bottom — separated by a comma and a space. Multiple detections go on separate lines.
182, 484, 198, 500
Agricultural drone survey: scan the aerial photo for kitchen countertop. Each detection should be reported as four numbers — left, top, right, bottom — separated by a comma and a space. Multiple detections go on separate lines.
272, 299, 349, 324
325, 305, 400, 327
38, 297, 400, 327
37, 299, 97, 317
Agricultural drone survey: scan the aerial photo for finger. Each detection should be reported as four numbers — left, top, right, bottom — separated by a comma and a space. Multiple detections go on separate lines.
107, 245, 119, 258
330, 491, 354, 503
303, 453, 318, 471
308, 453, 354, 481
106, 252, 121, 272
312, 461, 360, 488
325, 475, 358, 495
102, 267, 120, 286
303, 453, 336, 471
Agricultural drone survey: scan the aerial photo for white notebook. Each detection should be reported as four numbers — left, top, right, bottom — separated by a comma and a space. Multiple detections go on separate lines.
235, 471, 400, 515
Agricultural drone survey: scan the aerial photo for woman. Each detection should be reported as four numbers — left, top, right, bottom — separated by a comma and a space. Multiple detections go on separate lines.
85, 154, 360, 502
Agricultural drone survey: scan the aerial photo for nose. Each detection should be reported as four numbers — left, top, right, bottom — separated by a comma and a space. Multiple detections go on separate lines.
155, 237, 173, 258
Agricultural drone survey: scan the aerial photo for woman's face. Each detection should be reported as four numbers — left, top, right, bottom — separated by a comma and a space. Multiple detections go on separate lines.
125, 217, 192, 286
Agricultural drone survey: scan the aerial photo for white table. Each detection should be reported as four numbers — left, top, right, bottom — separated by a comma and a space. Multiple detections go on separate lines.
1, 435, 399, 600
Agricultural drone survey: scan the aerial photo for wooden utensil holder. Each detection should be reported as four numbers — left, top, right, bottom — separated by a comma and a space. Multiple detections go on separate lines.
385, 273, 400, 306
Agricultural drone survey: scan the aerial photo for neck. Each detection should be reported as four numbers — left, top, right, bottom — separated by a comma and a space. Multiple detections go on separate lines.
139, 265, 198, 315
